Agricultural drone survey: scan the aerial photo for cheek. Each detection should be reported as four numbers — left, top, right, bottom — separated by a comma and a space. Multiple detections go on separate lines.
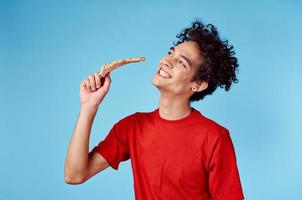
173, 72, 195, 90
176, 69, 191, 81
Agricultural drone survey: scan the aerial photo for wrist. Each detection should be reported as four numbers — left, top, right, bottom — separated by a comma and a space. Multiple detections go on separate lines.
80, 104, 99, 114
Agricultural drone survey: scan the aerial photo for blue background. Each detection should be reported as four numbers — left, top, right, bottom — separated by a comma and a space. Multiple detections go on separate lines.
1, 0, 301, 199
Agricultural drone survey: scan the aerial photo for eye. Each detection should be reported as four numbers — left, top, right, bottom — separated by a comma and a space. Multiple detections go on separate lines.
179, 60, 187, 68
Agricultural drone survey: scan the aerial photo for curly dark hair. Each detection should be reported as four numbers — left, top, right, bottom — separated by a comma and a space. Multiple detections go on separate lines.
173, 20, 239, 102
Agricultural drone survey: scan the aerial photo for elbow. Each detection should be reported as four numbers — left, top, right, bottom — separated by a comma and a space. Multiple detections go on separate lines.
64, 176, 86, 185
64, 164, 87, 184
64, 169, 86, 184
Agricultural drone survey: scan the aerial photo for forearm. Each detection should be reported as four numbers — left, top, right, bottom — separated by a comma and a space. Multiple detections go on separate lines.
64, 105, 98, 182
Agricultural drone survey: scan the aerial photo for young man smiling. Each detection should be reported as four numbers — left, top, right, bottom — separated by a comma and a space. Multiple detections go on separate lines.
65, 20, 245, 200
153, 41, 207, 120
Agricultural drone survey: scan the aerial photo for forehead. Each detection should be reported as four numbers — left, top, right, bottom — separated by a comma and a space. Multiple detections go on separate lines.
174, 41, 204, 65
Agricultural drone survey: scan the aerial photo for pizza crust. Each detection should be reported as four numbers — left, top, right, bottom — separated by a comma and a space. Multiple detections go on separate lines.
98, 57, 145, 77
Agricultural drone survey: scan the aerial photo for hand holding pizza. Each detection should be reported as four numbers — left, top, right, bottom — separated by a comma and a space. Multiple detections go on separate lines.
80, 72, 111, 109
79, 56, 145, 109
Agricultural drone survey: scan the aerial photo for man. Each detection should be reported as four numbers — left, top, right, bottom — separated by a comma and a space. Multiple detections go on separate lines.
64, 20, 245, 200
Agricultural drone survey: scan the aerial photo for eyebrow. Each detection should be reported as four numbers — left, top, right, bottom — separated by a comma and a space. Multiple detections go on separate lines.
170, 47, 192, 68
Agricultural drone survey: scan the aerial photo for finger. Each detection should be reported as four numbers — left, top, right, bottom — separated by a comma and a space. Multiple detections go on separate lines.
100, 77, 105, 86
102, 73, 111, 92
94, 72, 101, 88
80, 80, 86, 87
84, 79, 91, 91
107, 72, 111, 83
88, 74, 96, 91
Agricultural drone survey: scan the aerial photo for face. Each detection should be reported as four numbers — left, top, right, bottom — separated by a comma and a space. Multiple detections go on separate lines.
152, 41, 205, 98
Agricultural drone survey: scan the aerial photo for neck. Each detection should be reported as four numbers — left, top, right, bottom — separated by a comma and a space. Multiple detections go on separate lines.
158, 92, 192, 120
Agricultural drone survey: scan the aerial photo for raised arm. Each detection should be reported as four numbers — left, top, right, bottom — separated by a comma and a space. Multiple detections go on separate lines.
64, 72, 111, 184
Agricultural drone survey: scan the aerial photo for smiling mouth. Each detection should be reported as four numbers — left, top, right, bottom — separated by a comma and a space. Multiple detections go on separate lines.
157, 68, 172, 78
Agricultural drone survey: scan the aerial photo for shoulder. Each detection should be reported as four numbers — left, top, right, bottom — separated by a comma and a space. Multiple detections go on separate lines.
199, 113, 230, 140
115, 110, 153, 125
133, 109, 155, 122
113, 112, 137, 128
198, 116, 235, 156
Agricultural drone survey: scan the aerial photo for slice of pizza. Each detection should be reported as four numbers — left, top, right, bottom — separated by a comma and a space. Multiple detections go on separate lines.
99, 57, 145, 77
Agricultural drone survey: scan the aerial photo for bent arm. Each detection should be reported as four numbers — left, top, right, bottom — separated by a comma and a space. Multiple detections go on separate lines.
64, 105, 98, 184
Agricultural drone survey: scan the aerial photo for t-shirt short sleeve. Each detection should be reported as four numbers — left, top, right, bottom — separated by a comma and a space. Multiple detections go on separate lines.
92, 114, 134, 170
207, 128, 245, 200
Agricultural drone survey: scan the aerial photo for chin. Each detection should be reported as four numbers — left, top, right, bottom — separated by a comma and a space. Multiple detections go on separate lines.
151, 75, 161, 89
151, 73, 157, 83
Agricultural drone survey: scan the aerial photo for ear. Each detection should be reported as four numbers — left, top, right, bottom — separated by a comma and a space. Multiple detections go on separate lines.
191, 81, 208, 92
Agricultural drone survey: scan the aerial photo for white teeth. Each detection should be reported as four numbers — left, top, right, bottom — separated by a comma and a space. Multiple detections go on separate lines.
160, 70, 168, 77
159, 69, 171, 78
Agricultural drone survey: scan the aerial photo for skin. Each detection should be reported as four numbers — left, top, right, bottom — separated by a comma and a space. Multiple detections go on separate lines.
151, 41, 208, 120
64, 41, 209, 184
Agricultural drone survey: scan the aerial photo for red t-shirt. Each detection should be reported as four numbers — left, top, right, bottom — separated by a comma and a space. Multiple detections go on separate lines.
92, 107, 244, 200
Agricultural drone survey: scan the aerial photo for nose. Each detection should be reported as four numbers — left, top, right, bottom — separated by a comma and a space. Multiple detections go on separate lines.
160, 61, 172, 71
163, 57, 176, 69
165, 62, 172, 69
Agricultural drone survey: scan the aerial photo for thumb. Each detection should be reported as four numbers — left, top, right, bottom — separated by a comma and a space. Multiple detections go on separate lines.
103, 72, 111, 88
99, 72, 111, 93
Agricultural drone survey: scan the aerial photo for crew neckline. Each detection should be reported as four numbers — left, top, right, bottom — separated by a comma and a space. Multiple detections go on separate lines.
152, 107, 201, 128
